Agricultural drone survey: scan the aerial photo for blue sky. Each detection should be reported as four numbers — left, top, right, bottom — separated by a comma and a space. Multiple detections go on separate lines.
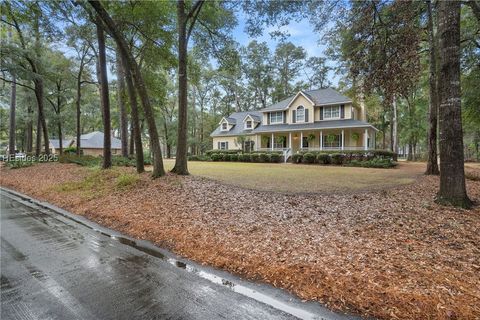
231, 13, 340, 87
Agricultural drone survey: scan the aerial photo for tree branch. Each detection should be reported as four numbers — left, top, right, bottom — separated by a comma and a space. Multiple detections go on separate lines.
186, 1, 205, 42
0, 77, 34, 91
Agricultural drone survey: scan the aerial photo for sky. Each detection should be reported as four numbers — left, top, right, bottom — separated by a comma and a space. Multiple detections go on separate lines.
230, 12, 340, 87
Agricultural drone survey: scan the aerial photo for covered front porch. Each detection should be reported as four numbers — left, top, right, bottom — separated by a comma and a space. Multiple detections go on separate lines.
255, 127, 376, 153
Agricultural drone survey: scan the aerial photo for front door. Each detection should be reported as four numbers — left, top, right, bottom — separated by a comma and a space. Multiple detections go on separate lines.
302, 137, 309, 149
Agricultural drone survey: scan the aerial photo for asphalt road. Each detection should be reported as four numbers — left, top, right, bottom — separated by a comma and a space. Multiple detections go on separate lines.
1, 190, 358, 320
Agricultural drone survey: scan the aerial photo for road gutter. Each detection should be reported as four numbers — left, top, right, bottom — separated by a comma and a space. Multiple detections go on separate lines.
1, 187, 361, 320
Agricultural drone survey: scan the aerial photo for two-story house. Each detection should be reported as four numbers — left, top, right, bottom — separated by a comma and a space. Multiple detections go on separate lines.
210, 88, 378, 155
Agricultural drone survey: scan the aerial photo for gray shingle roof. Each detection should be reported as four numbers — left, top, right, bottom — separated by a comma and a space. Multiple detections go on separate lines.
260, 88, 352, 112
244, 114, 261, 122
211, 111, 263, 137
253, 119, 376, 133
80, 131, 122, 149
49, 138, 73, 149
224, 117, 237, 124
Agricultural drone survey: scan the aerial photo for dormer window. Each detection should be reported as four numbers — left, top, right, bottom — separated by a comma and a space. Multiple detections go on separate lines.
296, 106, 305, 122
245, 120, 252, 129
221, 122, 228, 131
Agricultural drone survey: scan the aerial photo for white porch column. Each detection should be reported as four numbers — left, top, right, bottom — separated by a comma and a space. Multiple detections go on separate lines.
341, 129, 344, 150
271, 133, 274, 151
364, 128, 368, 150
320, 131, 323, 150
300, 132, 303, 149
289, 132, 292, 150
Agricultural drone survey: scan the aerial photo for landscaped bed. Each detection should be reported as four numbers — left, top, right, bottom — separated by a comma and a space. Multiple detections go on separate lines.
191, 149, 398, 168
1, 162, 479, 319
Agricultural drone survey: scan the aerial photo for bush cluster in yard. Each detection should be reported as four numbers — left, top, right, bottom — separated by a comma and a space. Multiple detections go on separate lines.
63, 146, 77, 154
205, 149, 241, 156
5, 160, 34, 169
292, 150, 397, 168
188, 155, 210, 161
207, 151, 283, 163
59, 154, 101, 166
115, 173, 140, 189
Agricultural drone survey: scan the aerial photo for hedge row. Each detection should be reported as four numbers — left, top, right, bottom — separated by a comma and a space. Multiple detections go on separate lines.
292, 151, 396, 168
205, 149, 284, 156
297, 149, 396, 159
207, 152, 282, 163
205, 149, 242, 156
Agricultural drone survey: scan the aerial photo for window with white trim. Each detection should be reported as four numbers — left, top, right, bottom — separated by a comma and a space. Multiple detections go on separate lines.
269, 111, 283, 124
221, 122, 228, 131
245, 120, 252, 129
296, 106, 305, 122
220, 141, 228, 150
323, 106, 340, 119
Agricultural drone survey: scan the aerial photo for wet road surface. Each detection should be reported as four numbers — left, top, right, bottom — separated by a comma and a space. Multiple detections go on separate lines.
0, 192, 306, 320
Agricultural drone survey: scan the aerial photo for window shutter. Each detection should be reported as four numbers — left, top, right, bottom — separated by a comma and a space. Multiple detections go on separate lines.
292, 110, 296, 123
283, 111, 286, 123
226, 142, 228, 149
340, 105, 345, 119
320, 107, 323, 120
305, 109, 309, 122
267, 113, 270, 125
217, 142, 220, 149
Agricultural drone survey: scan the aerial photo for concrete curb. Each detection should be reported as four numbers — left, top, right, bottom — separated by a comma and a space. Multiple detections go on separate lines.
1, 187, 363, 320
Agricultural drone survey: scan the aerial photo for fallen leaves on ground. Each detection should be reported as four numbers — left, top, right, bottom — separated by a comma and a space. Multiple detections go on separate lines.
1, 163, 479, 320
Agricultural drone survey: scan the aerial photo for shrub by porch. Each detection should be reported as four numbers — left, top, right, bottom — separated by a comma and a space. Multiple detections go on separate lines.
202, 150, 283, 163
292, 150, 397, 168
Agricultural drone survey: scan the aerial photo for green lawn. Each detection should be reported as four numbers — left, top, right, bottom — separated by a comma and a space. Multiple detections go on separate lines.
161, 159, 425, 193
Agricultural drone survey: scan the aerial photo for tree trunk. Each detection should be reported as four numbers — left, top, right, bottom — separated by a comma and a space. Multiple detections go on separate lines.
57, 121, 63, 155
425, 0, 440, 175
129, 122, 135, 156
436, 0, 471, 208
26, 117, 32, 153
200, 102, 204, 154
172, 0, 189, 175
56, 86, 63, 155
33, 79, 49, 156
75, 62, 85, 156
392, 97, 398, 159
96, 15, 112, 169
116, 49, 129, 158
89, 0, 164, 177
121, 54, 144, 173
392, 97, 398, 153
162, 120, 170, 158
8, 74, 16, 156
35, 110, 41, 156
407, 144, 413, 161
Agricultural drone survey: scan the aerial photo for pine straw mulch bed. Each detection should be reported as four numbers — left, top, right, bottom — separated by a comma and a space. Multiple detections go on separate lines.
1, 163, 479, 320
